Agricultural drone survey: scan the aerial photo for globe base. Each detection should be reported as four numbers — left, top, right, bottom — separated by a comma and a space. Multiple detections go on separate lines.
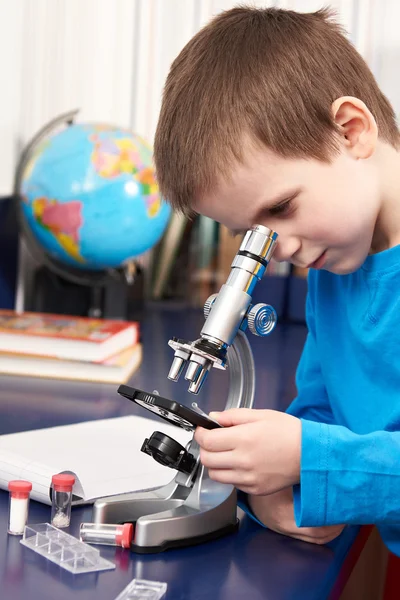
25, 264, 145, 322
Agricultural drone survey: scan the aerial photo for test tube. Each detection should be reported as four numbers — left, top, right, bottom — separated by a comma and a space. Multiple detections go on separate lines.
8, 480, 32, 535
51, 474, 76, 528
80, 523, 134, 548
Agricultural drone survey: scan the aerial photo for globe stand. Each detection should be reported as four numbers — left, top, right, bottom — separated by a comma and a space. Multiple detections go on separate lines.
24, 263, 145, 321
13, 109, 149, 321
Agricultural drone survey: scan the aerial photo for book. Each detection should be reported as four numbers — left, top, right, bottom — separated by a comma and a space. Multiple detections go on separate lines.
0, 310, 139, 362
151, 212, 188, 299
0, 416, 191, 506
0, 344, 142, 384
217, 225, 243, 282
189, 216, 220, 307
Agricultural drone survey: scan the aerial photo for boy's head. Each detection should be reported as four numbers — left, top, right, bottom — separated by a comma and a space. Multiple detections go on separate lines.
154, 6, 400, 274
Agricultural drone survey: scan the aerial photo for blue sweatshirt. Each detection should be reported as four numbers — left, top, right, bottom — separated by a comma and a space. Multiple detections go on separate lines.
242, 245, 400, 556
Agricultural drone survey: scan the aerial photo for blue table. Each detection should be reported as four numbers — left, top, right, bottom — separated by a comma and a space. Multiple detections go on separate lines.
0, 305, 367, 599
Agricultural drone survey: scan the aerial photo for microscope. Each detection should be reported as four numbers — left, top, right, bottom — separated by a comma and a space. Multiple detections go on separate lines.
93, 224, 278, 553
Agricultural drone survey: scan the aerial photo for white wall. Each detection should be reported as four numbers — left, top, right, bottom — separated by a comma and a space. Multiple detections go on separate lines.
1, 0, 400, 196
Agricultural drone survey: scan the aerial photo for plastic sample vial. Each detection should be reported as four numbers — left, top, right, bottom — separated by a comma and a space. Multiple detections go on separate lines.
80, 522, 134, 549
8, 480, 32, 535
51, 474, 76, 528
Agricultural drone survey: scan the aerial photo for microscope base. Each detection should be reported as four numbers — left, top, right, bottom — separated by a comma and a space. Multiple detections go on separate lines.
92, 466, 239, 553
131, 519, 239, 554
92, 479, 188, 524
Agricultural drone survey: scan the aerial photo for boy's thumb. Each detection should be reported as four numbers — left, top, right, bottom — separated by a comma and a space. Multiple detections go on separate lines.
209, 408, 269, 427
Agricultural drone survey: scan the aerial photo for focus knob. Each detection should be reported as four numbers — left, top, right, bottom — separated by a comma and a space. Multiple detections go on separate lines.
247, 303, 277, 336
204, 293, 218, 319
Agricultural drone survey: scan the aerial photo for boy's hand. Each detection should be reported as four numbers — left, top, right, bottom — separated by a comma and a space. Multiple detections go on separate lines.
194, 408, 301, 495
248, 488, 346, 545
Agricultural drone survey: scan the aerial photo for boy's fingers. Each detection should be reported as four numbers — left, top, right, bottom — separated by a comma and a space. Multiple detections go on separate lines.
209, 408, 270, 427
199, 449, 234, 469
194, 426, 236, 452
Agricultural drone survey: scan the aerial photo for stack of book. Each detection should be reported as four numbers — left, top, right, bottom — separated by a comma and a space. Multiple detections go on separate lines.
0, 310, 141, 384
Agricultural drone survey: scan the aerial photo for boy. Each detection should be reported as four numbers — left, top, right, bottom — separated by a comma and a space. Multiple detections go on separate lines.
153, 6, 400, 555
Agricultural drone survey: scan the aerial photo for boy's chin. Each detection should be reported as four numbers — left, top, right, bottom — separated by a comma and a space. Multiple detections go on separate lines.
325, 258, 364, 275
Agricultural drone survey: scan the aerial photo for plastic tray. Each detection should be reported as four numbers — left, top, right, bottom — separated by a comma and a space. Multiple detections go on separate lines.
20, 523, 115, 574
114, 578, 167, 599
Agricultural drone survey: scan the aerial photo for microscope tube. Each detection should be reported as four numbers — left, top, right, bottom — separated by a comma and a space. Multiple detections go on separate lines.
168, 356, 185, 381
51, 474, 76, 528
80, 522, 134, 548
185, 360, 201, 381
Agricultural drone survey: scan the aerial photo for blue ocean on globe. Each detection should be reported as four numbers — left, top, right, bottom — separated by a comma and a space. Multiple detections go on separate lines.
20, 123, 171, 270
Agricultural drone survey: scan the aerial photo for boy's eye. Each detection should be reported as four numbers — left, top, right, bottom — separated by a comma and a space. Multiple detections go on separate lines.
268, 198, 295, 217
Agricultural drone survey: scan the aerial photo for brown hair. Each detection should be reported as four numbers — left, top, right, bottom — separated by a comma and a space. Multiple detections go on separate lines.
154, 6, 399, 214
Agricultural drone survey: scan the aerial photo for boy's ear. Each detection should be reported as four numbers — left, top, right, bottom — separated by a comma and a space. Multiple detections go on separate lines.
331, 96, 378, 159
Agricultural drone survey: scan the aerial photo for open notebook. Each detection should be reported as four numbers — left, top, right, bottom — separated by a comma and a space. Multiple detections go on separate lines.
0, 416, 191, 505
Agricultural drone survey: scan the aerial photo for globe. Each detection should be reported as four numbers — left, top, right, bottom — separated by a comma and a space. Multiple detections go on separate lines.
20, 123, 171, 271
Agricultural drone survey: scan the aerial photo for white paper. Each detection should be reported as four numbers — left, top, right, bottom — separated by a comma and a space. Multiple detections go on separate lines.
0, 416, 191, 505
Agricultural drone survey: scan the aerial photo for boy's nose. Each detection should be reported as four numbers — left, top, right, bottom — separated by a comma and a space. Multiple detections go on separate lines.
273, 238, 301, 263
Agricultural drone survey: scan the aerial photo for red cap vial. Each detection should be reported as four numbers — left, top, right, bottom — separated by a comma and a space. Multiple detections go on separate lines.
51, 473, 76, 528
80, 522, 134, 548
8, 480, 32, 535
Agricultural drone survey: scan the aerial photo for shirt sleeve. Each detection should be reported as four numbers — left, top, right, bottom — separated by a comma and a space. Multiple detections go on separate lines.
296, 421, 400, 526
